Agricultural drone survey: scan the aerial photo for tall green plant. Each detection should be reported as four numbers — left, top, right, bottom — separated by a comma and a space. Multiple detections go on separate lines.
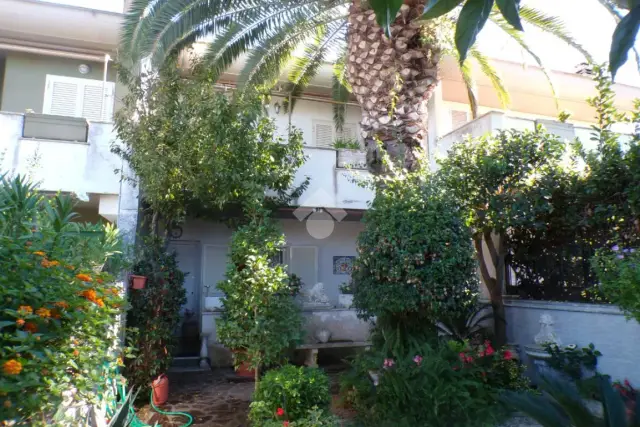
124, 237, 187, 392
352, 165, 479, 353
217, 210, 303, 386
437, 127, 570, 344
113, 63, 307, 230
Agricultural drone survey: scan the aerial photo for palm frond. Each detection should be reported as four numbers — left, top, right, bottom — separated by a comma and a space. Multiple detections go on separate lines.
598, 0, 640, 75
470, 47, 510, 110
332, 45, 351, 132
286, 22, 347, 112
519, 6, 593, 63
459, 57, 479, 119
491, 14, 559, 109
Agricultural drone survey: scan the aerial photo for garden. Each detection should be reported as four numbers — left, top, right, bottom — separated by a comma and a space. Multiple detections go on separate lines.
3, 0, 640, 425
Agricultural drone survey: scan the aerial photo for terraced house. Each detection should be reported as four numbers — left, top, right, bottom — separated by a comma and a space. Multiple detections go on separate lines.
2, 0, 640, 383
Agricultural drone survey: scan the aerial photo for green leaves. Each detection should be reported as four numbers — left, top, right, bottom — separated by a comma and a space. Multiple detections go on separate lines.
495, 0, 523, 31
423, 0, 464, 19
455, 0, 494, 63
610, 5, 640, 80
369, 0, 404, 37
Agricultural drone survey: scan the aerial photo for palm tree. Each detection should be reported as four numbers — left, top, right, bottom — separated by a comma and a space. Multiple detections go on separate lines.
121, 0, 590, 173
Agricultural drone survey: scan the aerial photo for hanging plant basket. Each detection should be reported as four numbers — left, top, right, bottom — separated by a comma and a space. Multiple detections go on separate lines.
130, 275, 147, 289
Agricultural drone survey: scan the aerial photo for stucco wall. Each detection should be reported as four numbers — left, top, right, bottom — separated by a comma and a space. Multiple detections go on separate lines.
505, 299, 640, 384
0, 51, 124, 115
175, 217, 364, 307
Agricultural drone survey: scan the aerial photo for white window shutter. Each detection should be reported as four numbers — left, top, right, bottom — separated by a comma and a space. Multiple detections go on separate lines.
451, 110, 469, 130
313, 121, 335, 148
45, 78, 80, 117
44, 75, 115, 121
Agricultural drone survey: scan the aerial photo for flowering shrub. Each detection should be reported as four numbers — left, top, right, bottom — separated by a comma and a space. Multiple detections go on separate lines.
261, 407, 340, 427
124, 236, 186, 392
341, 340, 527, 426
0, 176, 125, 425
249, 365, 331, 425
594, 246, 640, 323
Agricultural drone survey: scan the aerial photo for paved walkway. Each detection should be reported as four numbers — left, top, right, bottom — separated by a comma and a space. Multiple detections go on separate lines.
136, 370, 253, 427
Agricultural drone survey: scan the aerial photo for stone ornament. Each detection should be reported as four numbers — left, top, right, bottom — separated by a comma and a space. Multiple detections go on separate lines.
304, 282, 330, 305
534, 313, 562, 346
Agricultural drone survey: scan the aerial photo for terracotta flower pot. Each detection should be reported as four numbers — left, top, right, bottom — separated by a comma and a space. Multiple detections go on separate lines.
130, 275, 147, 289
233, 350, 255, 378
152, 374, 169, 406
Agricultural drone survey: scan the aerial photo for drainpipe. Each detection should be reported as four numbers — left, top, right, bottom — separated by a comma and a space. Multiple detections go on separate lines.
101, 54, 111, 121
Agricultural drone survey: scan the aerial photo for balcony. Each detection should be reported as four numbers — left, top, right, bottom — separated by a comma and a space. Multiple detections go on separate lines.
292, 147, 373, 211
434, 111, 632, 165
0, 112, 124, 220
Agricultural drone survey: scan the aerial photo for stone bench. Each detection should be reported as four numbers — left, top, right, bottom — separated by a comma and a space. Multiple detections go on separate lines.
296, 341, 371, 367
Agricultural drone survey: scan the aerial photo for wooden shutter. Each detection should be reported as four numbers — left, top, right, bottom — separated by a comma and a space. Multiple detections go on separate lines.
313, 120, 334, 148
44, 75, 115, 121
451, 110, 469, 130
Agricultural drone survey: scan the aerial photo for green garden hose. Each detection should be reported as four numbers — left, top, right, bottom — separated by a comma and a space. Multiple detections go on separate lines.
147, 389, 193, 427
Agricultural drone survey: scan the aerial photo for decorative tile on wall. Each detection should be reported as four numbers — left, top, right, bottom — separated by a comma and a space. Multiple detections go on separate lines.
333, 256, 355, 275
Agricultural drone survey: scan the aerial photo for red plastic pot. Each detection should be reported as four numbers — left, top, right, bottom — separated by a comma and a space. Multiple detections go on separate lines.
130, 275, 147, 289
233, 350, 256, 378
152, 374, 169, 405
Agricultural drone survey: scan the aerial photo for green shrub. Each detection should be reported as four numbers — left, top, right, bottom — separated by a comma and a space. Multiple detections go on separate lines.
217, 214, 303, 381
341, 341, 507, 427
261, 407, 340, 427
0, 175, 126, 425
352, 169, 479, 331
249, 365, 331, 425
124, 236, 187, 392
593, 246, 640, 323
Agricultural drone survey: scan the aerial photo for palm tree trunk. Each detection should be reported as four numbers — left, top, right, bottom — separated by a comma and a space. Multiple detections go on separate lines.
347, 1, 440, 173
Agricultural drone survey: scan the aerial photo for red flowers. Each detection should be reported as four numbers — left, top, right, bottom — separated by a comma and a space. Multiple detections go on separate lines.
503, 350, 513, 360
276, 407, 285, 417
283, 422, 289, 427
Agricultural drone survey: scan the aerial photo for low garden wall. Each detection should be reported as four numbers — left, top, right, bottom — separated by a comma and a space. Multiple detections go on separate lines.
504, 298, 640, 384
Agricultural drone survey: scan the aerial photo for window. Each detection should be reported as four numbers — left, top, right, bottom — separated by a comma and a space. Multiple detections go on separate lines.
43, 75, 115, 121
313, 120, 360, 148
451, 110, 469, 131
288, 246, 318, 289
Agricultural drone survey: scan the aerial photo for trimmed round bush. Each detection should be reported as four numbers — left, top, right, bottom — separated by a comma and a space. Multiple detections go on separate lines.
249, 365, 331, 425
352, 172, 479, 323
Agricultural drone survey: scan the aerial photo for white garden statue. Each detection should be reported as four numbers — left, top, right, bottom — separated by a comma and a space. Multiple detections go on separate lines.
304, 282, 330, 305
534, 313, 562, 346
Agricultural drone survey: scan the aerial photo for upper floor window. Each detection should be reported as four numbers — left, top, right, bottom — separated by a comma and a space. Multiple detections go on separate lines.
43, 75, 115, 121
313, 120, 360, 149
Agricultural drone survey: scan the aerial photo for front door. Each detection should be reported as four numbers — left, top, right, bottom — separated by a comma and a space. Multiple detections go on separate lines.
168, 240, 201, 356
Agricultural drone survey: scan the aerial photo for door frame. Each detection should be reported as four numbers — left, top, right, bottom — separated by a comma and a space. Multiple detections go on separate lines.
168, 239, 202, 322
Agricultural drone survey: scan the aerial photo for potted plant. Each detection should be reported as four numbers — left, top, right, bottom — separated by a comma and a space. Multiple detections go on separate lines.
130, 274, 147, 289
338, 282, 354, 308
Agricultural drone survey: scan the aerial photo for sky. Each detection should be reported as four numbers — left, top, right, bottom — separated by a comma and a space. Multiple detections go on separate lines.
41, 0, 640, 86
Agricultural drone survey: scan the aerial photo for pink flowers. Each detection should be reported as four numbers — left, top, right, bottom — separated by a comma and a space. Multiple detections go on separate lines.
503, 350, 513, 360
413, 355, 423, 366
383, 358, 395, 369
459, 352, 474, 363
276, 408, 285, 417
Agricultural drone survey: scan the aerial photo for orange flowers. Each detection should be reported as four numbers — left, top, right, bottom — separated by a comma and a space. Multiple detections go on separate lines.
35, 308, 51, 318
32, 251, 46, 257
73, 350, 80, 357
3, 360, 22, 375
41, 259, 60, 268
108, 287, 120, 296
17, 306, 33, 315
24, 322, 38, 333
15, 319, 25, 327
80, 289, 97, 302
96, 278, 104, 284
54, 301, 69, 309
75, 273, 92, 282
96, 299, 105, 308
